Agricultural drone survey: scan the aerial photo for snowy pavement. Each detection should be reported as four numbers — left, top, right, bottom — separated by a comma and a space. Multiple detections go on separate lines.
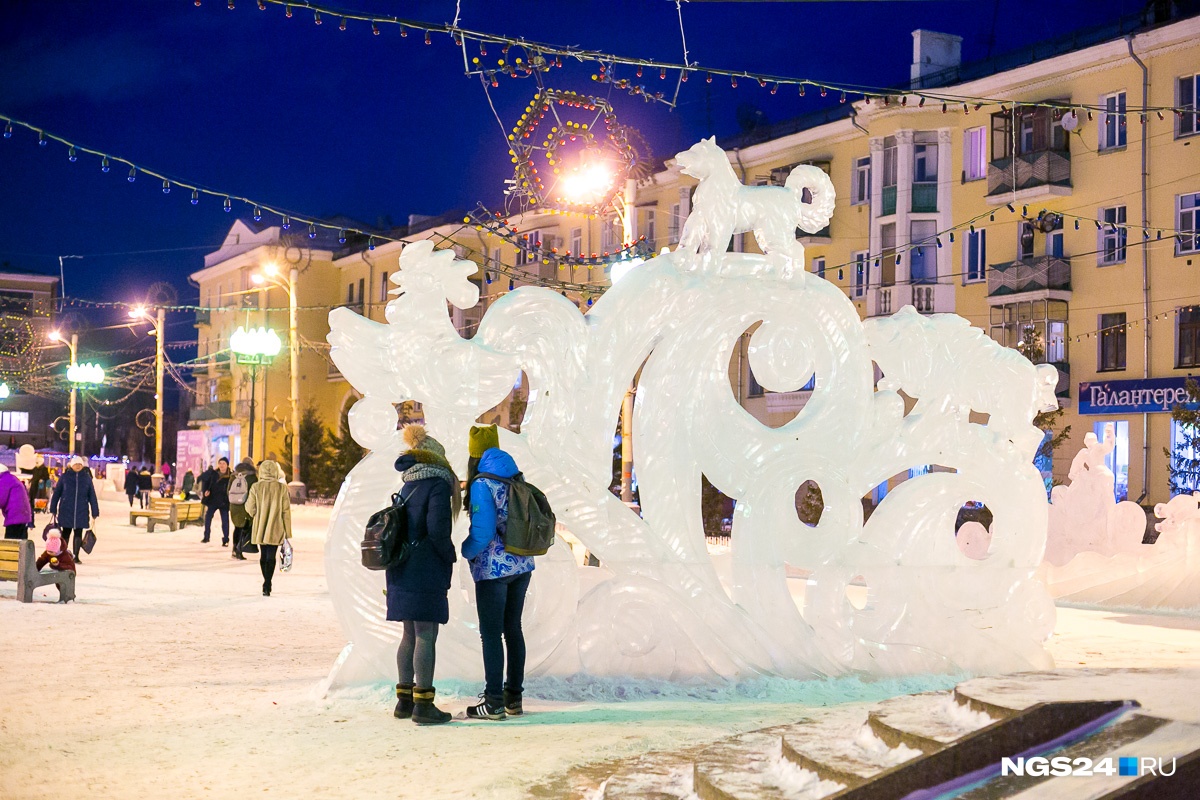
3, 494, 1200, 800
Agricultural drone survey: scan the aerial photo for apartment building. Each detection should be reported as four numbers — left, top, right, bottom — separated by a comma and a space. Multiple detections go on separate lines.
0, 270, 61, 449
193, 9, 1200, 505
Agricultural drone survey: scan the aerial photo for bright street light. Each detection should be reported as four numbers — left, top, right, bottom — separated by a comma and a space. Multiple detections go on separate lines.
128, 304, 147, 320
0, 383, 10, 400
230, 326, 282, 363
48, 329, 62, 342
67, 362, 105, 385
559, 162, 613, 205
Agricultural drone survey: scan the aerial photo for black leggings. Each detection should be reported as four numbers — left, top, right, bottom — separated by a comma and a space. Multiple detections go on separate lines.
474, 571, 531, 698
3, 524, 29, 539
397, 621, 439, 689
61, 528, 85, 557
259, 544, 278, 590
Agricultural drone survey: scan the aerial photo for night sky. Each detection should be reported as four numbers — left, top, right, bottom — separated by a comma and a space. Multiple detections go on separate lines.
0, 0, 1144, 308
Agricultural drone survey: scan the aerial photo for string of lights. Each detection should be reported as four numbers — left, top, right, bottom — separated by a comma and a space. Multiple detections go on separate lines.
195, 0, 1200, 118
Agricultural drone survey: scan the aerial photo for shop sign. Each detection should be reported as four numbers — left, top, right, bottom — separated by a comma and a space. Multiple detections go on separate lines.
1078, 376, 1199, 415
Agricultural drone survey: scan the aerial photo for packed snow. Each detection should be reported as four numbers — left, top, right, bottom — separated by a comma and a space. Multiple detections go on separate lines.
3, 493, 1200, 799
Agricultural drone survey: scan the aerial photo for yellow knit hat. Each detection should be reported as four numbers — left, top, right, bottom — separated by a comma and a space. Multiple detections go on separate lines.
468, 424, 500, 458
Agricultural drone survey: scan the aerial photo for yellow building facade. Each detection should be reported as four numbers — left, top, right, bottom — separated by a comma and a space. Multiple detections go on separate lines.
192, 14, 1200, 504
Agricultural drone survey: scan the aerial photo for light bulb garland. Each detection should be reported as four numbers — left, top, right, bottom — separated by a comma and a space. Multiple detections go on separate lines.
193, 0, 1200, 119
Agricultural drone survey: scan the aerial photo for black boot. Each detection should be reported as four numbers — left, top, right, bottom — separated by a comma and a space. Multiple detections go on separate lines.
503, 688, 523, 717
411, 687, 451, 725
466, 692, 506, 721
394, 684, 414, 720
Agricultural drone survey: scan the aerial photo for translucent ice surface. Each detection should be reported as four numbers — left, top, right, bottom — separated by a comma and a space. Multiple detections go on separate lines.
324, 141, 1059, 687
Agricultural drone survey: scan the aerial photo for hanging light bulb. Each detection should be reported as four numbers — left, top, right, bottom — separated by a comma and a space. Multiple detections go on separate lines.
799, 84, 806, 96
127, 166, 137, 182
840, 91, 846, 103
2, 121, 11, 138
284, 4, 292, 18
281, 215, 291, 230
68, 146, 77, 162
37, 130, 47, 146
253, 206, 263, 222
223, 196, 232, 212
371, 20, 379, 35
308, 223, 317, 239
191, 189, 199, 205
162, 179, 171, 194
508, 279, 515, 291
368, 236, 376, 250
101, 155, 110, 172
424, 30, 431, 45
339, 17, 347, 31
485, 271, 493, 285
399, 25, 407, 37
312, 9, 321, 24
338, 229, 347, 244
820, 86, 827, 97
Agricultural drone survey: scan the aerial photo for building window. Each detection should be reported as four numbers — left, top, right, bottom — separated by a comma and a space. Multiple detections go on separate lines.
964, 228, 986, 283
963, 127, 986, 181
1178, 74, 1199, 138
882, 138, 898, 187
989, 299, 1069, 358
515, 231, 542, 267
852, 251, 868, 298
1099, 92, 1127, 150
1099, 206, 1127, 264
380, 271, 389, 302
643, 209, 656, 248
1098, 312, 1127, 372
851, 157, 871, 204
1018, 221, 1035, 261
209, 380, 218, 403
668, 204, 681, 242
913, 141, 938, 183
570, 227, 583, 257
1179, 307, 1200, 368
1178, 192, 1200, 255
0, 411, 28, 432
346, 282, 355, 306
358, 279, 365, 308
600, 217, 618, 252
991, 106, 1069, 160
909, 220, 938, 284
812, 257, 825, 280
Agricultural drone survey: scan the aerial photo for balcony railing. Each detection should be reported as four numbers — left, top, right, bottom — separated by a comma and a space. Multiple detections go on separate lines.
881, 185, 897, 216
911, 182, 938, 213
188, 401, 232, 422
195, 309, 210, 327
866, 283, 955, 318
987, 256, 1071, 297
987, 150, 1071, 198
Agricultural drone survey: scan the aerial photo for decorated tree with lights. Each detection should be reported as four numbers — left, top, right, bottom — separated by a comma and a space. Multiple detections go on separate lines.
1165, 379, 1200, 496
1017, 326, 1071, 492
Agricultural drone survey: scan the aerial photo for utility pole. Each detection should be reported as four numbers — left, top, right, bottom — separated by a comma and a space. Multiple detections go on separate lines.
155, 306, 164, 472
68, 333, 78, 456
619, 178, 636, 506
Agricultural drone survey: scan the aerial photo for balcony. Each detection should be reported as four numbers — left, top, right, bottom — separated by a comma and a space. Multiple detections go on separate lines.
881, 185, 897, 216
986, 150, 1071, 203
195, 309, 210, 327
866, 283, 955, 317
189, 401, 232, 423
987, 256, 1071, 299
911, 183, 938, 213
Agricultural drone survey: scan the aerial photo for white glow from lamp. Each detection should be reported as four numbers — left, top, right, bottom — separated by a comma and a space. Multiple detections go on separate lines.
230, 326, 283, 358
67, 363, 105, 385
560, 163, 613, 205
0, 383, 10, 400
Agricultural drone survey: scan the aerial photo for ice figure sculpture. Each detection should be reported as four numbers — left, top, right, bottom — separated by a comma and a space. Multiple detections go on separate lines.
323, 139, 1060, 689
1044, 430, 1148, 566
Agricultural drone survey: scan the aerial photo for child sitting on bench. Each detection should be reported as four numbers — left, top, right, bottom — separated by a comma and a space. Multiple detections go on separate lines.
37, 529, 76, 573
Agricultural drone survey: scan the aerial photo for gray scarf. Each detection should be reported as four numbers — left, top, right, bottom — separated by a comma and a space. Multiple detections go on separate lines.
403, 463, 462, 519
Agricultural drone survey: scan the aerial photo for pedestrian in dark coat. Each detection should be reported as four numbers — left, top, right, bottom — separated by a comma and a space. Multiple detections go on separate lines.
124, 466, 140, 507
229, 458, 257, 561
137, 467, 153, 508
27, 455, 49, 515
49, 456, 99, 561
386, 424, 460, 726
181, 469, 196, 499
199, 458, 231, 545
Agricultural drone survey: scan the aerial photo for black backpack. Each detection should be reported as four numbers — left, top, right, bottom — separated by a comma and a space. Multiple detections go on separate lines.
361, 489, 412, 570
475, 472, 556, 556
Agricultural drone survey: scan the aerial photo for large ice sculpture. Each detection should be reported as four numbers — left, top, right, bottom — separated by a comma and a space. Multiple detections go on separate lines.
323, 139, 1060, 688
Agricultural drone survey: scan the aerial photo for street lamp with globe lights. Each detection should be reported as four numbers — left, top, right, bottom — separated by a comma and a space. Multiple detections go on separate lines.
251, 261, 304, 500
229, 326, 281, 463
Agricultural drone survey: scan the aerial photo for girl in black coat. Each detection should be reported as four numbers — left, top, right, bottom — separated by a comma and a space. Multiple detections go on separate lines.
49, 457, 100, 561
386, 425, 460, 726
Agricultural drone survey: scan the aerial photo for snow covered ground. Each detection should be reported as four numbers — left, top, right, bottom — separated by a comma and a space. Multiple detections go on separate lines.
3, 494, 1200, 800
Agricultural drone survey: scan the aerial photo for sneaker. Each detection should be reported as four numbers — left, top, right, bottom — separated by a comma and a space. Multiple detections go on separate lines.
503, 689, 523, 716
466, 693, 506, 721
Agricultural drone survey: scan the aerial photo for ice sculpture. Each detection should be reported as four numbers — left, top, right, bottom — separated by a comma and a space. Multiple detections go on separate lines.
1039, 483, 1200, 611
1044, 430, 1148, 566
323, 139, 1060, 689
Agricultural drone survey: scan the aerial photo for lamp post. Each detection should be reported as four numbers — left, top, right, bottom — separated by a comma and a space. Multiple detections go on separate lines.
128, 305, 165, 473
229, 326, 281, 462
49, 330, 80, 455
251, 262, 302, 495
65, 361, 105, 455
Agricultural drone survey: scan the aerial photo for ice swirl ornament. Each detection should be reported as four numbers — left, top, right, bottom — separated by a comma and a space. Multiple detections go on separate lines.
323, 141, 1059, 688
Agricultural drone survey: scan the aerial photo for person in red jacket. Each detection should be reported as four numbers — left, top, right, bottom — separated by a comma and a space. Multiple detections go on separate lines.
36, 529, 76, 573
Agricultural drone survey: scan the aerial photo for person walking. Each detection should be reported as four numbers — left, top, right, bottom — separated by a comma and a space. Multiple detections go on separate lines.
199, 458, 232, 545
387, 424, 460, 726
244, 460, 291, 597
461, 424, 534, 720
181, 468, 196, 500
27, 454, 49, 517
161, 461, 172, 494
49, 456, 99, 563
228, 457, 257, 561
137, 466, 153, 509
0, 463, 33, 539
124, 465, 140, 507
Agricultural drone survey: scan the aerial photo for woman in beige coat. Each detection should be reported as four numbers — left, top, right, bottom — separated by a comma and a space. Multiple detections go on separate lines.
244, 460, 291, 597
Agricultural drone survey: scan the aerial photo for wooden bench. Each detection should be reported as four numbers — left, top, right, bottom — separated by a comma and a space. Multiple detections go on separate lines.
130, 498, 203, 532
0, 539, 75, 603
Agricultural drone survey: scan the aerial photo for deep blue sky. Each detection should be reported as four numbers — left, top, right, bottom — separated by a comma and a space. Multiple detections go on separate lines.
0, 0, 1145, 308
